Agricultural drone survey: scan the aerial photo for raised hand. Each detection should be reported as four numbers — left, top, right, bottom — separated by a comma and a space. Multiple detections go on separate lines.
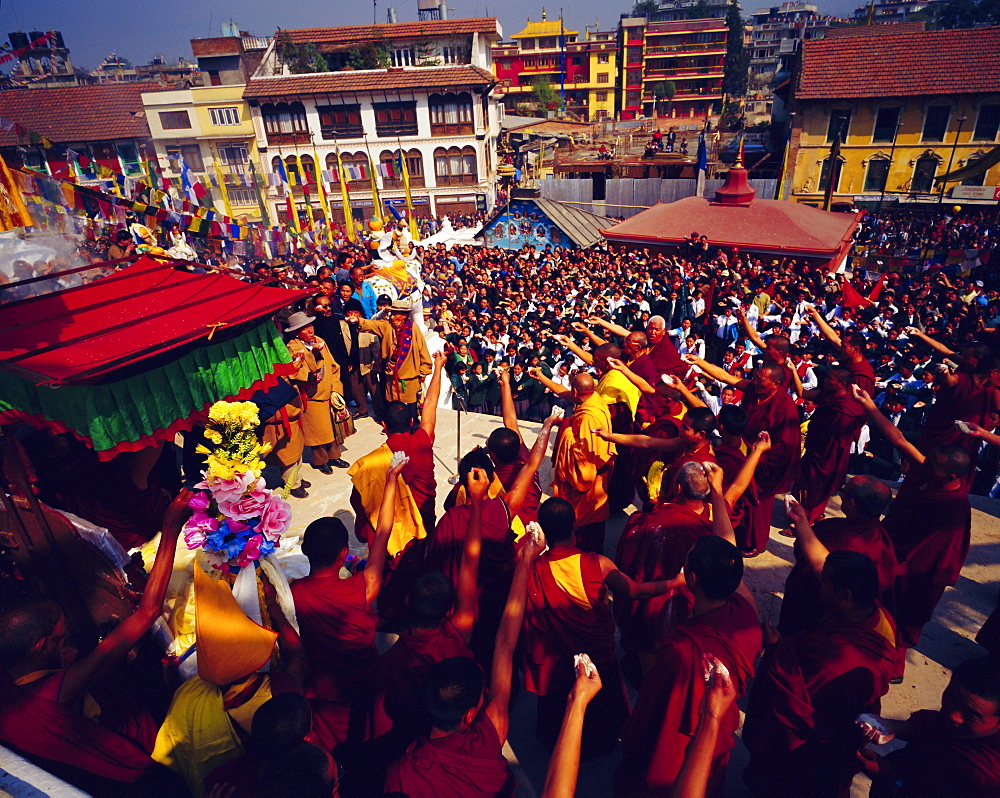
850, 384, 875, 408
468, 466, 489, 501
388, 452, 410, 479
702, 461, 724, 495
753, 431, 772, 452
522, 521, 547, 559
569, 653, 603, 704
606, 356, 627, 372
432, 350, 447, 368
784, 494, 808, 527
571, 321, 589, 333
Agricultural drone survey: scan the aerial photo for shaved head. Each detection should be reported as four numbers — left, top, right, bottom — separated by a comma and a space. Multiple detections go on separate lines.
571, 372, 595, 396
626, 331, 648, 349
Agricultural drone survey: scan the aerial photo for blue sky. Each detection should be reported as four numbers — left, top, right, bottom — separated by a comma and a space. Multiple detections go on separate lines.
2, 0, 862, 71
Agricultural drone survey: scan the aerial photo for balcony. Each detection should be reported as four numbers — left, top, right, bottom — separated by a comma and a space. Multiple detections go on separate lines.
644, 43, 727, 55
264, 131, 311, 147
644, 67, 724, 79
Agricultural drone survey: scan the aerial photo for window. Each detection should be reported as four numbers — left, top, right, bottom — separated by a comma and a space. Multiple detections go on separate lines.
429, 92, 474, 135
539, 37, 557, 49
433, 145, 477, 185
115, 142, 141, 176
217, 144, 249, 174
872, 107, 900, 143
524, 58, 536, 68
227, 186, 256, 206
922, 106, 950, 141
626, 90, 641, 106
317, 105, 363, 139
973, 104, 1000, 141
442, 45, 469, 64
597, 72, 609, 84
571, 55, 582, 66
521, 39, 536, 50
373, 101, 418, 137
159, 110, 191, 130
166, 144, 204, 172
598, 52, 610, 63
596, 91, 608, 102
378, 148, 425, 188
627, 46, 643, 64
261, 101, 309, 144
961, 157, 986, 187
209, 107, 241, 126
208, 71, 221, 86
819, 158, 841, 193
327, 152, 369, 185
20, 147, 47, 174
392, 48, 414, 67
826, 109, 850, 143
912, 156, 937, 193
283, 154, 315, 184
863, 158, 889, 192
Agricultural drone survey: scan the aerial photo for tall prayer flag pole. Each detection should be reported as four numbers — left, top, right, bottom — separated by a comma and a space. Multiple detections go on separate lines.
334, 141, 356, 243
396, 137, 419, 239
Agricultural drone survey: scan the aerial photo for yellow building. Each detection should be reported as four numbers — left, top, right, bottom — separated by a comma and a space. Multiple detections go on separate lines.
785, 27, 1000, 208
583, 28, 618, 122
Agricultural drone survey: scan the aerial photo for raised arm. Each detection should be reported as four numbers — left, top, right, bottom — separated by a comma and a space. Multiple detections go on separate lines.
724, 432, 770, 504
683, 354, 748, 389
505, 410, 560, 518
853, 386, 925, 465
528, 365, 573, 399
60, 490, 191, 704
601, 557, 675, 599
784, 496, 829, 575
806, 305, 844, 350
261, 570, 306, 689
497, 367, 524, 444
452, 467, 488, 644
607, 356, 655, 395
363, 456, 407, 607
419, 350, 447, 438
671, 667, 736, 798
705, 463, 755, 610
594, 427, 687, 455
554, 333, 593, 367
962, 421, 1000, 448
571, 320, 608, 348
541, 656, 603, 798
737, 307, 767, 352
664, 373, 707, 409
486, 525, 545, 742
586, 315, 630, 339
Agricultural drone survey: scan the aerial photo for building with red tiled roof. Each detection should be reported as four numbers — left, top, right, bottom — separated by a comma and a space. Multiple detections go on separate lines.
783, 26, 1000, 209
242, 18, 504, 225
0, 83, 155, 182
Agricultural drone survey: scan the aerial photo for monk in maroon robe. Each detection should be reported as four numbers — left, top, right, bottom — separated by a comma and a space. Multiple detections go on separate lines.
792, 366, 866, 521
0, 491, 190, 796
917, 358, 1000, 492
292, 458, 405, 753
615, 462, 714, 671
744, 550, 898, 798
524, 497, 673, 758
615, 471, 762, 797
780, 475, 897, 637
858, 656, 1000, 796
385, 473, 545, 797
857, 386, 974, 649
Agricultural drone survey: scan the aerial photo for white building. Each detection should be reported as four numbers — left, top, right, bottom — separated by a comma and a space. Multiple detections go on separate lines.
243, 18, 504, 225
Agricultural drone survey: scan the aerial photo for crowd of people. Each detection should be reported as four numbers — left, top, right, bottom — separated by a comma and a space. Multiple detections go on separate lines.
0, 204, 999, 797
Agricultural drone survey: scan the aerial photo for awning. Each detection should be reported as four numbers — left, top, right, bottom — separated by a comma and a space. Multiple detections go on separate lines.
0, 256, 309, 458
934, 143, 1000, 185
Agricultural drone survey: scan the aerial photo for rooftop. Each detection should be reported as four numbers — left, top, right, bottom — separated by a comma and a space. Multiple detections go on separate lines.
280, 18, 501, 47
0, 83, 152, 146
244, 64, 495, 99
796, 26, 1000, 99
510, 18, 578, 39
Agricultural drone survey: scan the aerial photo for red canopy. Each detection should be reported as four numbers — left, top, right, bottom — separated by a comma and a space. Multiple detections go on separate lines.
0, 256, 309, 385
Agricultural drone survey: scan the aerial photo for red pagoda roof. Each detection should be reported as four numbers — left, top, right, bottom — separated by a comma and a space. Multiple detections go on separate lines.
602, 172, 861, 257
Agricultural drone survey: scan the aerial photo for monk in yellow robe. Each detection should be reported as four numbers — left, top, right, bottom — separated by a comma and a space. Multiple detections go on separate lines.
594, 343, 641, 513
552, 372, 615, 553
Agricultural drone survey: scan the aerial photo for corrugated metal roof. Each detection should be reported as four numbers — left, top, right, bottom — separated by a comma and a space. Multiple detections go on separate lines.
534, 197, 606, 248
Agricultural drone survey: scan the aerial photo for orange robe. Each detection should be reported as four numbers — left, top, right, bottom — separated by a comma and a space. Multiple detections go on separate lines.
552, 393, 615, 527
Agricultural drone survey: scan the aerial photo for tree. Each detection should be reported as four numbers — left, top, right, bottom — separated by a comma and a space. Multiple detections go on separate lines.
632, 0, 658, 17
722, 1, 749, 98
932, 0, 1000, 27
533, 79, 561, 113
346, 40, 390, 70
275, 32, 330, 74
689, 0, 713, 19
652, 80, 677, 116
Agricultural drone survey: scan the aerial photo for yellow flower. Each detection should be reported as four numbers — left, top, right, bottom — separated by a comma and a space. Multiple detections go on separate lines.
205, 453, 250, 481
208, 400, 260, 431
204, 429, 223, 445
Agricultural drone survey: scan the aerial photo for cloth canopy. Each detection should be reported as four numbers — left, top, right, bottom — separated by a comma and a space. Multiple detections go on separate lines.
0, 256, 308, 459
